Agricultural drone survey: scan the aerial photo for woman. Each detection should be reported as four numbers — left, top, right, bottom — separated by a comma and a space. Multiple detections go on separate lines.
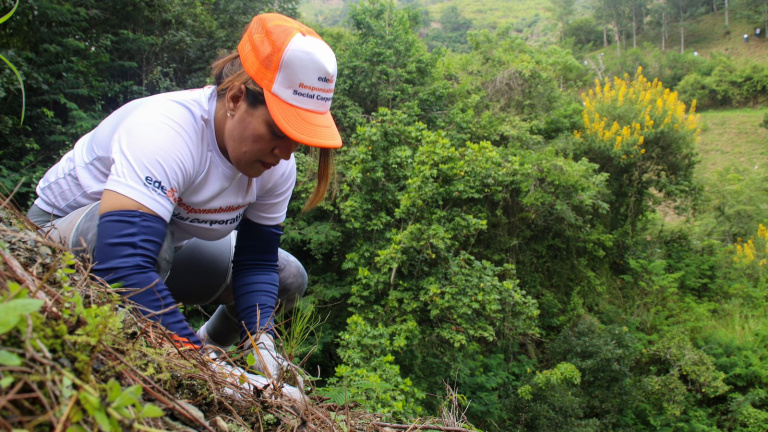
27, 13, 341, 383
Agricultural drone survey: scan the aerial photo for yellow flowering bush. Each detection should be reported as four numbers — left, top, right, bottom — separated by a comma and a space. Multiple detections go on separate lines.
573, 68, 701, 236
577, 67, 699, 163
731, 224, 768, 290
734, 224, 768, 267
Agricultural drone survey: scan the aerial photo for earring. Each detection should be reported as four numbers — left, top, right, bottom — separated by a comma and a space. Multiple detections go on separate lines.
227, 111, 231, 117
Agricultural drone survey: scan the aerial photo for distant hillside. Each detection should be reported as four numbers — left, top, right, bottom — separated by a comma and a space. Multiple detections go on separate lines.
418, 0, 548, 29
301, 0, 768, 68
637, 12, 768, 65
299, 0, 552, 34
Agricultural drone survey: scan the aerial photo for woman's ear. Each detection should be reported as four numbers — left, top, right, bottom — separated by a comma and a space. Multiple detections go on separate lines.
226, 84, 247, 114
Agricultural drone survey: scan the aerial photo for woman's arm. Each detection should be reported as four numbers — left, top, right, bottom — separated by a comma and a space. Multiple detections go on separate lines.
231, 218, 282, 342
93, 190, 201, 346
99, 190, 156, 214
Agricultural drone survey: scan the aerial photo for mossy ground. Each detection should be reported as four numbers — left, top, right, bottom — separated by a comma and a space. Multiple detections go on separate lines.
0, 201, 388, 431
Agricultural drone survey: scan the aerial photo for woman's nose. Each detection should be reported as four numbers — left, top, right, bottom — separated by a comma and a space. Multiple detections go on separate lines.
274, 140, 300, 160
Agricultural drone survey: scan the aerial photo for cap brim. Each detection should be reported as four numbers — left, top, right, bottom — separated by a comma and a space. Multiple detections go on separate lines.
264, 91, 342, 149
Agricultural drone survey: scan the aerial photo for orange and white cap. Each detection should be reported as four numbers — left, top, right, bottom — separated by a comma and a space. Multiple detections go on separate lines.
238, 13, 342, 149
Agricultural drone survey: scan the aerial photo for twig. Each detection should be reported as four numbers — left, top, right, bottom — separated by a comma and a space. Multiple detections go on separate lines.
0, 380, 25, 412
0, 177, 26, 209
0, 244, 39, 289
0, 366, 35, 374
23, 376, 53, 416
53, 393, 78, 432
371, 422, 474, 432
0, 415, 13, 430
0, 245, 63, 321
346, 384, 351, 432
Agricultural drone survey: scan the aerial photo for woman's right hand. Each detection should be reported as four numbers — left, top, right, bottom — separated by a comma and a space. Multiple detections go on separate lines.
251, 332, 291, 380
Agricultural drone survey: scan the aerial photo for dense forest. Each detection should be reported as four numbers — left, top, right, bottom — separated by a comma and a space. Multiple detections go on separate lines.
2, 0, 768, 430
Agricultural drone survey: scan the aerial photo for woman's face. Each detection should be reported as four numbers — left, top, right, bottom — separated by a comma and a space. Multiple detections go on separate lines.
220, 102, 300, 178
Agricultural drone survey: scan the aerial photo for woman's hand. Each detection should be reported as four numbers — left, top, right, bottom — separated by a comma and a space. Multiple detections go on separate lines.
251, 332, 291, 380
250, 333, 307, 401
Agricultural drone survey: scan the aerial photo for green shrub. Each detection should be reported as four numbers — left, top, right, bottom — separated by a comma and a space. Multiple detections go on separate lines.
677, 59, 768, 109
562, 18, 606, 53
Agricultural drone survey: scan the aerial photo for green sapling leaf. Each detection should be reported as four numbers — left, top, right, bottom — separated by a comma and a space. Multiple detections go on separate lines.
0, 315, 21, 335
1, 375, 15, 388
2, 298, 44, 315
0, 298, 43, 334
0, 350, 22, 366
106, 379, 121, 402
112, 385, 141, 410
140, 404, 164, 418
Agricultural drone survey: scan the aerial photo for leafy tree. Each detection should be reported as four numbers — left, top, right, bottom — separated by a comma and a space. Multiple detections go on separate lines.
257, 0, 301, 18
675, 56, 768, 108
563, 17, 607, 52
497, 145, 613, 333
572, 68, 700, 256
1, 0, 110, 202
636, 335, 729, 429
549, 318, 639, 428
446, 26, 586, 142
513, 362, 595, 432
548, 0, 578, 42
308, 103, 615, 427
656, 0, 711, 52
0, 0, 23, 124
628, 0, 650, 48
290, 18, 613, 425
649, 0, 674, 52
424, 5, 473, 53
511, 318, 639, 431
592, 0, 630, 54
326, 109, 539, 423
672, 0, 694, 53
338, 0, 434, 116
332, 314, 426, 416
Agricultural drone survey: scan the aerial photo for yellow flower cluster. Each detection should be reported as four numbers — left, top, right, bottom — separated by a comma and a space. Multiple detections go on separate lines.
734, 224, 768, 265
576, 67, 699, 160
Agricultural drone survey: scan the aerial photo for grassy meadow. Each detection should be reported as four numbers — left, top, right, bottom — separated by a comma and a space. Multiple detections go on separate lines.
697, 109, 768, 177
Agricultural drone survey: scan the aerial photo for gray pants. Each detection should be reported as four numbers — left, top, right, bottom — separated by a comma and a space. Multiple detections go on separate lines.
28, 203, 308, 347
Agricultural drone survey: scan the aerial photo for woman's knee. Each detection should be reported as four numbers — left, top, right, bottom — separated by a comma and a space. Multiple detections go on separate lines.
31, 202, 101, 257
277, 248, 307, 311
27, 204, 59, 227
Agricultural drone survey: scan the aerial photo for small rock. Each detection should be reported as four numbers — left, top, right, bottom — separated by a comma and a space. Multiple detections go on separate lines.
176, 400, 206, 425
209, 416, 229, 432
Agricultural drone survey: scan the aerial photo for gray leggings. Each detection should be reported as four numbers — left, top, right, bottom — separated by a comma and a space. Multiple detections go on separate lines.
28, 203, 308, 347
